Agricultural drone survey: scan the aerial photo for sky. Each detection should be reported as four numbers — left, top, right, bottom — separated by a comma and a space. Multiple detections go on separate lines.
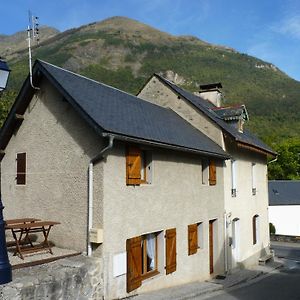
1, 0, 300, 81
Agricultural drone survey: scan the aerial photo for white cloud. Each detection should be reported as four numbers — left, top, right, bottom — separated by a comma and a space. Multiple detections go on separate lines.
272, 14, 300, 39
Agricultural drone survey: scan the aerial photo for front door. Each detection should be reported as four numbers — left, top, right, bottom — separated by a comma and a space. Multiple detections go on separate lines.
232, 218, 240, 268
209, 220, 214, 274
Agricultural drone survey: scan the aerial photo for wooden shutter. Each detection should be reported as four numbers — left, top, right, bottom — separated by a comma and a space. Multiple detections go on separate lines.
188, 224, 198, 255
126, 236, 142, 293
126, 147, 141, 185
252, 216, 257, 245
16, 152, 26, 185
165, 228, 176, 274
209, 160, 216, 186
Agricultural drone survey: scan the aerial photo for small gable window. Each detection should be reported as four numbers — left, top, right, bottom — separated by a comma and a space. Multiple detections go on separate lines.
16, 152, 26, 185
126, 146, 152, 185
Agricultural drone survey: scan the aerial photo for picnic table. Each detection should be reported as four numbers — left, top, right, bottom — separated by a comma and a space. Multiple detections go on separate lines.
5, 218, 60, 259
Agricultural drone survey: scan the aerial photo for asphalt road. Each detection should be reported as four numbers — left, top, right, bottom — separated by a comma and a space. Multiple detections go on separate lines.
202, 242, 300, 300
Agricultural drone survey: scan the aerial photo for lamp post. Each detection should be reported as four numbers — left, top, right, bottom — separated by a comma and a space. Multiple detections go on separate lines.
0, 58, 12, 284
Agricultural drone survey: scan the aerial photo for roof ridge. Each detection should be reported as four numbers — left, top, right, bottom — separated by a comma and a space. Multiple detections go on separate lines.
37, 60, 182, 113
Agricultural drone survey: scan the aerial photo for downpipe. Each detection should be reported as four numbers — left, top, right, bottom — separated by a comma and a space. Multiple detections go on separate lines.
87, 135, 114, 256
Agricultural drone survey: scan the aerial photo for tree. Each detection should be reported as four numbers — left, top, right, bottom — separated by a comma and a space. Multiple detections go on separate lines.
268, 138, 300, 180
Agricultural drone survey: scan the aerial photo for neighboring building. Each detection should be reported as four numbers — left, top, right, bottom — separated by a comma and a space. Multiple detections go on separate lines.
0, 61, 230, 299
138, 74, 276, 271
269, 180, 300, 236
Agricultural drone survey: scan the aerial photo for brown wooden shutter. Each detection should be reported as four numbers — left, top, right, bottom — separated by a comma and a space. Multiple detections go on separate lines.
209, 160, 216, 186
126, 147, 142, 185
126, 236, 142, 293
252, 216, 257, 245
188, 224, 198, 255
165, 228, 176, 274
16, 152, 26, 185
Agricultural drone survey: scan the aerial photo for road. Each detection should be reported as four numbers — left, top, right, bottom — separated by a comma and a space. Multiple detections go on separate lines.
201, 242, 300, 300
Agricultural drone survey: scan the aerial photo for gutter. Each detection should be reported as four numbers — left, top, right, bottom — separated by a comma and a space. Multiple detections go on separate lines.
87, 135, 114, 256
102, 132, 230, 160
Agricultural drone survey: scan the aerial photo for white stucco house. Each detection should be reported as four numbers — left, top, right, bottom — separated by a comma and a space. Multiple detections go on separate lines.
269, 180, 300, 237
138, 74, 276, 271
0, 61, 275, 299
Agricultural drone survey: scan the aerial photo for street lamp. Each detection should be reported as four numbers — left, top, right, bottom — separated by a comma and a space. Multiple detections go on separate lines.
0, 58, 12, 284
0, 59, 11, 92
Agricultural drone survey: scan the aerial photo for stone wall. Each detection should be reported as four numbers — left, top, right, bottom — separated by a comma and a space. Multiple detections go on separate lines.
0, 256, 103, 300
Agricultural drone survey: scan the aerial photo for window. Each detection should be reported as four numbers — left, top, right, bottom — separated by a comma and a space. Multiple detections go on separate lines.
251, 163, 256, 195
209, 160, 216, 186
201, 159, 209, 185
188, 222, 203, 255
141, 233, 158, 278
252, 215, 259, 245
231, 160, 237, 197
126, 232, 160, 293
16, 152, 26, 185
126, 146, 152, 185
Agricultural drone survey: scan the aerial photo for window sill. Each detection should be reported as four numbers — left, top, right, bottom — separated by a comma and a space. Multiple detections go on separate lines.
141, 270, 160, 281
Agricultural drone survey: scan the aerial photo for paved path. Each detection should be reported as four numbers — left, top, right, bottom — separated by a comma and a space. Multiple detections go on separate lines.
199, 242, 300, 300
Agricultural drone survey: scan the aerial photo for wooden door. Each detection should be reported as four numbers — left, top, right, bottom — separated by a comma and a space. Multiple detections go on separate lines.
209, 220, 214, 274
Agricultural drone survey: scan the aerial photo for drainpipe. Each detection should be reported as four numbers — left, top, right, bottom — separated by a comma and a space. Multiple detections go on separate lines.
267, 156, 278, 165
87, 135, 114, 256
224, 211, 228, 274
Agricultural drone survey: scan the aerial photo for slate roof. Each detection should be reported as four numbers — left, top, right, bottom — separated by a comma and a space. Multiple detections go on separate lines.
154, 74, 276, 156
269, 181, 300, 206
0, 60, 229, 159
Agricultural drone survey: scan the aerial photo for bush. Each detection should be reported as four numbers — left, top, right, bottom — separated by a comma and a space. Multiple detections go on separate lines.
269, 223, 276, 235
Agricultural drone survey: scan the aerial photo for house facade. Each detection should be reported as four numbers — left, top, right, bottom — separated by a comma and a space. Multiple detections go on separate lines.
269, 180, 300, 237
138, 74, 275, 271
1, 61, 232, 299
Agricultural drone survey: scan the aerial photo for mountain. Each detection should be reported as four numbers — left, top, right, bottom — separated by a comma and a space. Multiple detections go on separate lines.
0, 26, 59, 59
3, 16, 300, 144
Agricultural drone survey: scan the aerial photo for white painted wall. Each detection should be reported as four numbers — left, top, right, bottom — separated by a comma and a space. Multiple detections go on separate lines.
269, 205, 300, 236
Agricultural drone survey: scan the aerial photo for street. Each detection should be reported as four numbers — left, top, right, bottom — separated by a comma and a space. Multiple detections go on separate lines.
201, 242, 300, 300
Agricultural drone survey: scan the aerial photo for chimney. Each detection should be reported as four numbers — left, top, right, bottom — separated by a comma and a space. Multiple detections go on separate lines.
198, 82, 223, 107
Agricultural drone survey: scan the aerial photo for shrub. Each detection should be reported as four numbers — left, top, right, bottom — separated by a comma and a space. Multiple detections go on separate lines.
269, 223, 276, 235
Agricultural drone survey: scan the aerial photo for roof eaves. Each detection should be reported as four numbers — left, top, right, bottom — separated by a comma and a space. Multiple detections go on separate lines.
102, 132, 231, 160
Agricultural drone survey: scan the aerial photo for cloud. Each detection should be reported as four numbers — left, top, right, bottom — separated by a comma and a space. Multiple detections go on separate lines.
272, 14, 300, 39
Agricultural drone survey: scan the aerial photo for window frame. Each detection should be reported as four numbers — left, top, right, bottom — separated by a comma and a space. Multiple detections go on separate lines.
188, 222, 203, 255
141, 233, 159, 280
126, 146, 152, 186
252, 215, 259, 245
16, 152, 26, 185
251, 163, 256, 195
231, 159, 237, 197
201, 159, 209, 185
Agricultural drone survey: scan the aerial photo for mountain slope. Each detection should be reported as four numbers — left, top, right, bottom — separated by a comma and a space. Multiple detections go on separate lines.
3, 16, 300, 143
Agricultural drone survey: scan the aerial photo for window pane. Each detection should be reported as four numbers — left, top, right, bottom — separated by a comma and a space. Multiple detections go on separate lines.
146, 234, 156, 272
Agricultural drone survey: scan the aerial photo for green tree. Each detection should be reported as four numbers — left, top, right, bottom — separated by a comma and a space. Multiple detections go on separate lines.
268, 138, 300, 180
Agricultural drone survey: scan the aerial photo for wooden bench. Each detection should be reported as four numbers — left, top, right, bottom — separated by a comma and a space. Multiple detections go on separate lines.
5, 221, 60, 259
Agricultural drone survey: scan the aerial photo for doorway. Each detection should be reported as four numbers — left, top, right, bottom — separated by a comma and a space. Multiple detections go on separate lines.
232, 218, 240, 268
209, 219, 216, 274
